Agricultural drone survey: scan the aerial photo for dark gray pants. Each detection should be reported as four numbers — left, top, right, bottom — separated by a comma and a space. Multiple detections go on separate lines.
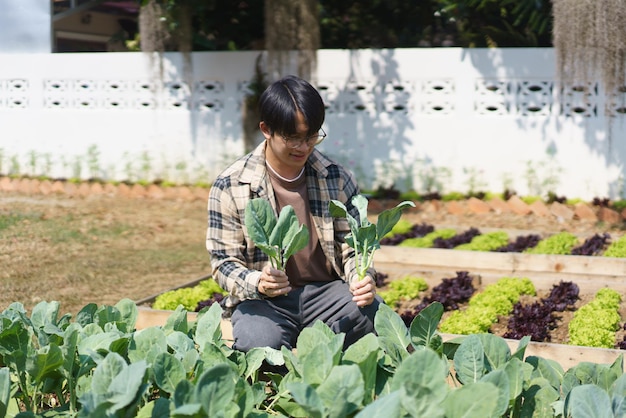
231, 280, 382, 352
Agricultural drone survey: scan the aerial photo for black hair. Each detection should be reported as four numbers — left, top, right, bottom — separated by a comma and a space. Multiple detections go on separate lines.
258, 75, 325, 137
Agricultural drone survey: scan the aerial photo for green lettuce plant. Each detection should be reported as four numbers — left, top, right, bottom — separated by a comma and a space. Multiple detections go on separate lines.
568, 288, 622, 348
329, 195, 415, 280
152, 278, 226, 311
378, 276, 428, 307
455, 231, 509, 251
398, 228, 456, 248
524, 231, 579, 255
245, 197, 309, 270
439, 277, 535, 334
603, 234, 626, 257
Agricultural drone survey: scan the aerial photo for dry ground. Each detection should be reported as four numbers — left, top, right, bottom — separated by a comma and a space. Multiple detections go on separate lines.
1, 190, 625, 347
1, 193, 212, 316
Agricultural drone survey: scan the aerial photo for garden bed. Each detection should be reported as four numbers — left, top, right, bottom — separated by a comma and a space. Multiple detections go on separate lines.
373, 246, 626, 293
135, 251, 626, 372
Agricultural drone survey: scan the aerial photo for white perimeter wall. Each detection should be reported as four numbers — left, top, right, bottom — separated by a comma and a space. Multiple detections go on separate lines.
1, 48, 626, 200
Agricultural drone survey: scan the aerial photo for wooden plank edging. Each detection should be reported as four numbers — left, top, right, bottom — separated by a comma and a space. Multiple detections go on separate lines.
374, 246, 626, 293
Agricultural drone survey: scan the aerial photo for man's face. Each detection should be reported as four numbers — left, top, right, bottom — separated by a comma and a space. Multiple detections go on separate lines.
262, 111, 316, 177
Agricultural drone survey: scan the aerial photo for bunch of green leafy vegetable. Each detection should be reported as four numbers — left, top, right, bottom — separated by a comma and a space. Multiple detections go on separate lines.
523, 231, 579, 255
455, 231, 509, 251
245, 197, 309, 270
439, 277, 535, 334
603, 234, 626, 257
568, 288, 622, 348
152, 278, 227, 311
378, 275, 428, 307
398, 228, 457, 248
329, 195, 415, 280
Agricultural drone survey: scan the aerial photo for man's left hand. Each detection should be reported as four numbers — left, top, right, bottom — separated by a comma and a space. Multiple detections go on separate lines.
349, 276, 377, 307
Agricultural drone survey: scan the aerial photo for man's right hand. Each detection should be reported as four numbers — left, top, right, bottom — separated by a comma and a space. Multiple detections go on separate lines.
258, 265, 292, 297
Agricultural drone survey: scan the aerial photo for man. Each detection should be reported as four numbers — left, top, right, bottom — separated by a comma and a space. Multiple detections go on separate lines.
206, 75, 380, 353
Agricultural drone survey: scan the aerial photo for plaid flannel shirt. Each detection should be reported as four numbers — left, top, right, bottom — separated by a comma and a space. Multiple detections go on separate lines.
206, 141, 370, 308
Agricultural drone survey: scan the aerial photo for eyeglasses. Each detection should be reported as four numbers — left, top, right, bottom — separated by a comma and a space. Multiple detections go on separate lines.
279, 128, 327, 149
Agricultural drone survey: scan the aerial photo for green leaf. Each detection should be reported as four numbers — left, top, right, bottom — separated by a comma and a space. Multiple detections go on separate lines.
329, 200, 359, 239
282, 224, 309, 262
0, 368, 11, 417
106, 360, 149, 413
409, 301, 443, 349
477, 333, 511, 371
297, 324, 344, 366
342, 333, 380, 404
195, 363, 238, 417
26, 344, 64, 384
193, 302, 223, 352
246, 199, 309, 269
91, 352, 127, 395
511, 335, 530, 361
502, 357, 526, 401
153, 352, 186, 395
137, 398, 172, 418
375, 201, 415, 239
0, 320, 30, 370
162, 305, 190, 334
520, 377, 560, 417
351, 194, 370, 227
245, 198, 276, 247
390, 348, 449, 399
454, 334, 485, 384
354, 391, 402, 418
114, 298, 138, 331
526, 356, 564, 389
354, 223, 377, 254
127, 327, 168, 365
374, 304, 410, 367
611, 373, 626, 416
287, 382, 324, 418
302, 344, 333, 386
479, 369, 510, 417
29, 300, 60, 330
444, 381, 500, 418
317, 364, 365, 418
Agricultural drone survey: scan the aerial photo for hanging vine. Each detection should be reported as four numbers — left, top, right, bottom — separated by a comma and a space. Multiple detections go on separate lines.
552, 0, 626, 113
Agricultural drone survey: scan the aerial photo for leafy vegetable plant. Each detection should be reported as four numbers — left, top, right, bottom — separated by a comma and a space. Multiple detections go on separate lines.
152, 278, 226, 311
245, 197, 309, 270
378, 275, 428, 307
329, 195, 415, 280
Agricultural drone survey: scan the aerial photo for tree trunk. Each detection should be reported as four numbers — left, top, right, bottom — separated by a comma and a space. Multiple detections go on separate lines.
264, 0, 320, 81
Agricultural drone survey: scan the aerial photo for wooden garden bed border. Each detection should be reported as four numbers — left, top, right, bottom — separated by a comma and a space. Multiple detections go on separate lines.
373, 246, 626, 294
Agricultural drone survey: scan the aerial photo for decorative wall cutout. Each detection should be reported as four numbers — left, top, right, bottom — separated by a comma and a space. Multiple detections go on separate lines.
0, 79, 29, 109
560, 83, 598, 117
195, 80, 224, 112
344, 79, 376, 114
1, 75, 622, 118
421, 79, 454, 115
382, 81, 414, 114
316, 80, 341, 115
475, 79, 510, 115
517, 81, 553, 115
607, 85, 626, 116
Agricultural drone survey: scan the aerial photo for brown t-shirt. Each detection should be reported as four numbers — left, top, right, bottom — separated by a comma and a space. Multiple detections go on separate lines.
267, 165, 338, 287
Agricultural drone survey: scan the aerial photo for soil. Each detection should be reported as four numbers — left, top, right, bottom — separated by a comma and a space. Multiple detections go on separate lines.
1, 189, 625, 349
